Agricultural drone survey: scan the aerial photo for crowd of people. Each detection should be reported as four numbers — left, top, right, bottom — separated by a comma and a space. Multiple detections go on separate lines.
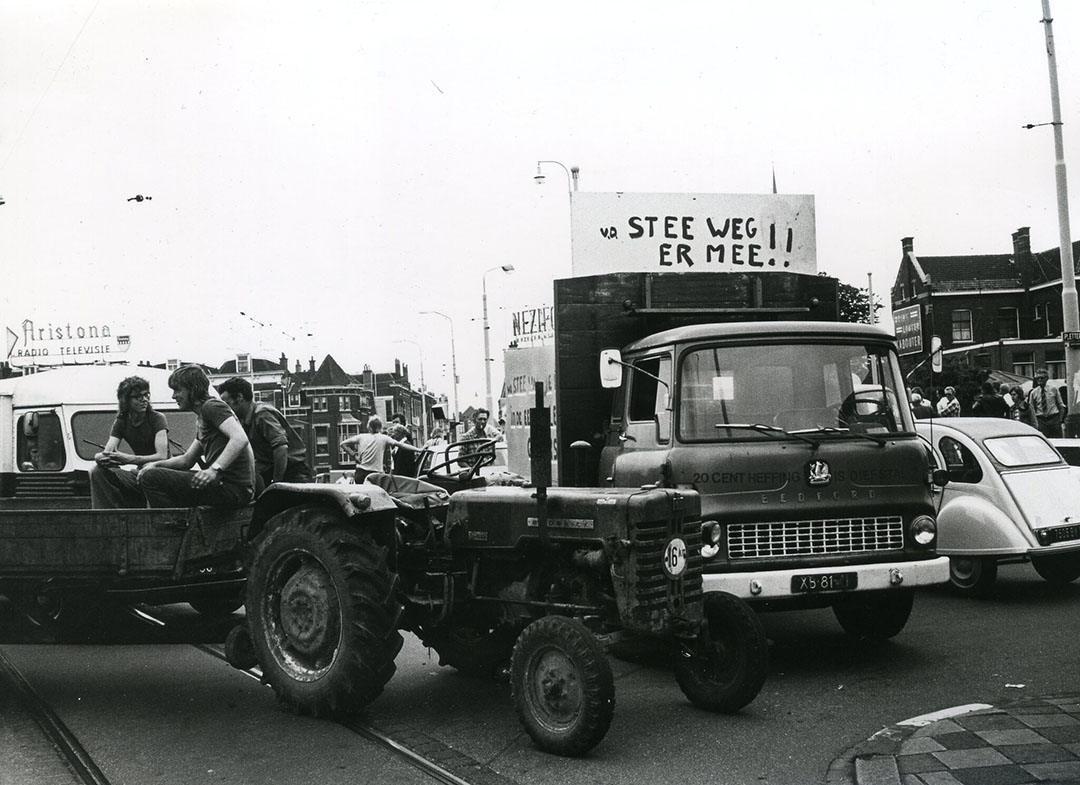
89, 368, 504, 510
908, 367, 1068, 438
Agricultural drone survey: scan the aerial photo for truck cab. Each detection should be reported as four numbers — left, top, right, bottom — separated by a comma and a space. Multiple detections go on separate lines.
599, 321, 947, 618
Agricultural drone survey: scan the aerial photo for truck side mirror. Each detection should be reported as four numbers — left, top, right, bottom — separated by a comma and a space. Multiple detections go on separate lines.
600, 349, 623, 389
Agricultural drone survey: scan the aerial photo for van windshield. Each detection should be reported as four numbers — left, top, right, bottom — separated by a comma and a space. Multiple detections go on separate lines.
678, 342, 910, 441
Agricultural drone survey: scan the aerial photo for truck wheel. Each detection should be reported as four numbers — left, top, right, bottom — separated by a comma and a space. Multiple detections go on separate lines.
949, 556, 998, 596
1031, 553, 1080, 584
246, 506, 404, 716
510, 615, 614, 756
420, 618, 516, 678
832, 589, 914, 640
674, 592, 767, 713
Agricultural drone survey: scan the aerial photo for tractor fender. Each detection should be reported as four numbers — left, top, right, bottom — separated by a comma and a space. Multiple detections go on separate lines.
248, 481, 398, 542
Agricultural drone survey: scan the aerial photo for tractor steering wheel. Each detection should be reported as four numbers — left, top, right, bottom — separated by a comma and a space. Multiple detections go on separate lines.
421, 438, 499, 484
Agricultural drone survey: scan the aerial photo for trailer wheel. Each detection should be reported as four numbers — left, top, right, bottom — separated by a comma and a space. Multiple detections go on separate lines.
949, 555, 998, 596
420, 615, 516, 678
511, 615, 614, 756
674, 592, 767, 713
1031, 552, 1080, 585
832, 589, 914, 640
246, 505, 403, 716
224, 624, 258, 670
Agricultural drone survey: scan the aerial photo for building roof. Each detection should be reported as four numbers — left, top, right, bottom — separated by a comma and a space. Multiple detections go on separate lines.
308, 354, 359, 387
217, 356, 286, 375
913, 253, 1019, 292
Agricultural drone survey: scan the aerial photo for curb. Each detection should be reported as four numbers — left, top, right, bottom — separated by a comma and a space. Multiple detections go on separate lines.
826, 704, 994, 785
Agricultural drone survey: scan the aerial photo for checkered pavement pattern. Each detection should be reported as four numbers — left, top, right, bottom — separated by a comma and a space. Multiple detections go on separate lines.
857, 696, 1080, 785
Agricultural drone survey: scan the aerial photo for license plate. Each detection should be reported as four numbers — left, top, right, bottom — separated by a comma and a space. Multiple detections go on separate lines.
791, 572, 858, 593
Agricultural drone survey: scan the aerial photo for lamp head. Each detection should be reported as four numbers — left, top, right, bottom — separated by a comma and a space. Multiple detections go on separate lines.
501, 264, 515, 273
534, 162, 545, 185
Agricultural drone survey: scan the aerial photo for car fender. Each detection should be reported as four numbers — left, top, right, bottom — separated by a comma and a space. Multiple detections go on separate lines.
934, 492, 1033, 555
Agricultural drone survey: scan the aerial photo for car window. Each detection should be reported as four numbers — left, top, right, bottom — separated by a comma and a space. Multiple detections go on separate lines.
938, 436, 983, 484
983, 435, 1061, 468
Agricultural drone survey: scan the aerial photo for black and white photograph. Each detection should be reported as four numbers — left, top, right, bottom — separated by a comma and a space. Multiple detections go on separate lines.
4, 2, 1080, 783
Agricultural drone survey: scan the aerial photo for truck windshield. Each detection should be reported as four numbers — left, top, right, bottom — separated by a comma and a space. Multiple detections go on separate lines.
678, 342, 910, 441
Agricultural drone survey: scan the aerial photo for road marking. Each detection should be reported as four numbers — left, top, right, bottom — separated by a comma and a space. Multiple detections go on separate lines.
896, 703, 994, 727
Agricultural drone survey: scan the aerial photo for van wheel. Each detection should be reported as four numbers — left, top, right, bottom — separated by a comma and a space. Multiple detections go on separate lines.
832, 590, 914, 640
511, 616, 614, 756
246, 506, 403, 716
949, 556, 998, 596
674, 592, 767, 713
1031, 553, 1080, 584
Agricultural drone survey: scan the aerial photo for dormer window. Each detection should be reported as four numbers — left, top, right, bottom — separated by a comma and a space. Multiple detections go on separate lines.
236, 353, 251, 375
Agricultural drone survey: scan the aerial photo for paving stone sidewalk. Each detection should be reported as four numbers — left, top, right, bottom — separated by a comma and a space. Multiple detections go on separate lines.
831, 695, 1080, 785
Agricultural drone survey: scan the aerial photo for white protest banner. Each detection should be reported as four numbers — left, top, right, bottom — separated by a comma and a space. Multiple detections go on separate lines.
570, 192, 816, 277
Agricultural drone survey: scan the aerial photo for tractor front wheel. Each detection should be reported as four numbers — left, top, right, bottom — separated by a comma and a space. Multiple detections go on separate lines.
674, 592, 768, 713
510, 616, 614, 756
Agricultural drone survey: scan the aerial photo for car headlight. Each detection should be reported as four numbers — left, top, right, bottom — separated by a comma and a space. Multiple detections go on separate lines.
910, 515, 936, 546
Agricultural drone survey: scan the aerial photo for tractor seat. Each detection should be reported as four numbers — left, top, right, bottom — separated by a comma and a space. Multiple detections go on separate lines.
364, 472, 450, 510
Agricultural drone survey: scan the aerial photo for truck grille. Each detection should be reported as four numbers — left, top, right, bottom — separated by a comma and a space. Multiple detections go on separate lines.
727, 516, 904, 559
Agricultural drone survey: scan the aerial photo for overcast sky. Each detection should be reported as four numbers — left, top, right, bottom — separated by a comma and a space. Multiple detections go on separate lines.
2, 1, 1079, 409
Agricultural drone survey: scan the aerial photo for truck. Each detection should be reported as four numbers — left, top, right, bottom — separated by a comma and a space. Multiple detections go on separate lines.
547, 270, 950, 639
0, 366, 245, 624
0, 366, 767, 756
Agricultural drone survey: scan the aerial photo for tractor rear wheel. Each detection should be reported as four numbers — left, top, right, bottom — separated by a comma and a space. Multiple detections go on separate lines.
246, 505, 403, 716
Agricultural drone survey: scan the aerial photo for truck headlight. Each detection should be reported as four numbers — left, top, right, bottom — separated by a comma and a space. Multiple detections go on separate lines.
910, 515, 936, 546
700, 520, 722, 545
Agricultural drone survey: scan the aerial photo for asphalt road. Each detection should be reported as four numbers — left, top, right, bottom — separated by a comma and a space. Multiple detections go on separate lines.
2, 562, 1079, 785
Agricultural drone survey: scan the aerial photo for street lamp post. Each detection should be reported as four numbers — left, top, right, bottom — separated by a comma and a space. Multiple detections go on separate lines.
534, 160, 579, 191
420, 310, 459, 427
393, 339, 427, 443
1039, 2, 1080, 434
482, 264, 514, 415
534, 160, 579, 276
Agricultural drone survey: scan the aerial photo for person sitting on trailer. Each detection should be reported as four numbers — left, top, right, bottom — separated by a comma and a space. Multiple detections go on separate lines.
216, 376, 312, 493
90, 375, 169, 508
137, 365, 255, 508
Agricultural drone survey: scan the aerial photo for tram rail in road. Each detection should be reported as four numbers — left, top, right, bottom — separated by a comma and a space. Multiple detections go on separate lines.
1, 603, 517, 785
153, 605, 516, 785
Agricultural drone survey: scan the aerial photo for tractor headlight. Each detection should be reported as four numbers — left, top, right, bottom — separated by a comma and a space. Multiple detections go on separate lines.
910, 515, 936, 546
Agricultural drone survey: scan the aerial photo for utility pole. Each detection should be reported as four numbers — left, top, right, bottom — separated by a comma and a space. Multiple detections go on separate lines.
1040, 1, 1080, 434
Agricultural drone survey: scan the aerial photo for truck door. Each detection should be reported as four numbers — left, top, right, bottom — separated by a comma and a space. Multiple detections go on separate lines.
601, 353, 673, 485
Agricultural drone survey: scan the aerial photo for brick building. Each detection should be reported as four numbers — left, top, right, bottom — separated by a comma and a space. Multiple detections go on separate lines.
891, 228, 1080, 379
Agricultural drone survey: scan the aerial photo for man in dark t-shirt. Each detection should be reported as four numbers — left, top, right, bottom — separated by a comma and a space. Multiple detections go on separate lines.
216, 376, 311, 492
138, 366, 254, 508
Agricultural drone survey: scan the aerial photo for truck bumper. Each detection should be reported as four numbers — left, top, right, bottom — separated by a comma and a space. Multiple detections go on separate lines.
701, 556, 950, 600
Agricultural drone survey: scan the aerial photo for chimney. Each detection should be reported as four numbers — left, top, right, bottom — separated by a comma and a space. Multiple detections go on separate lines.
401, 362, 409, 382
1012, 226, 1031, 257
394, 359, 401, 377
279, 353, 288, 372
295, 360, 301, 374
901, 237, 914, 256
1013, 226, 1033, 287
309, 356, 316, 374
